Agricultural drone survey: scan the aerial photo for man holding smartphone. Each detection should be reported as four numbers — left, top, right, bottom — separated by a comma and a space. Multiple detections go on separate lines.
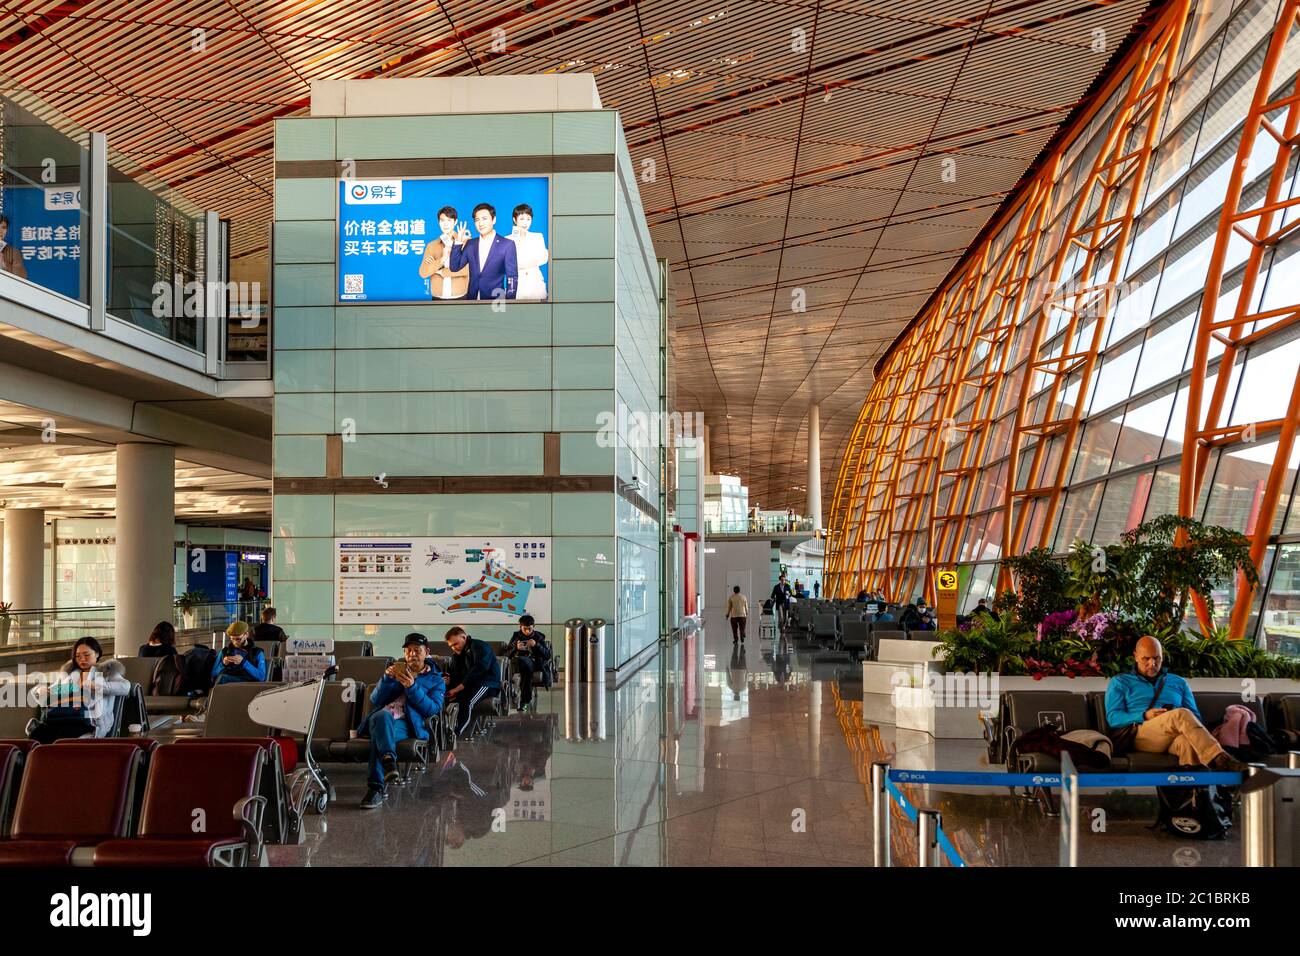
358, 633, 446, 809
505, 614, 551, 712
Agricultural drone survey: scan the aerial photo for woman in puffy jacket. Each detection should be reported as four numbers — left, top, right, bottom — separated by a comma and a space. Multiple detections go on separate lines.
28, 636, 131, 741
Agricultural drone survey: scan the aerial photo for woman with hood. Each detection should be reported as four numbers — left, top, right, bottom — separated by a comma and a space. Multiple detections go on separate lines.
28, 636, 130, 742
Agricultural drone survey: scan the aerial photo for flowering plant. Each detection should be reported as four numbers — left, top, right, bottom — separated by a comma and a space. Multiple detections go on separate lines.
1022, 655, 1104, 679
1069, 611, 1114, 642
1037, 608, 1077, 642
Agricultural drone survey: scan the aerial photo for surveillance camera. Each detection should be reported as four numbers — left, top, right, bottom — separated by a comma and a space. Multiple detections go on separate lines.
373, 473, 389, 489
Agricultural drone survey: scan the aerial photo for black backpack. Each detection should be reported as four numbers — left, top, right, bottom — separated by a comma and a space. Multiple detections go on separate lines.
1154, 784, 1233, 840
149, 653, 186, 696
180, 645, 216, 694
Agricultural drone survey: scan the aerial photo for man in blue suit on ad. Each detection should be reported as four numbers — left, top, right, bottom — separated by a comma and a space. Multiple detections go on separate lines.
450, 202, 518, 300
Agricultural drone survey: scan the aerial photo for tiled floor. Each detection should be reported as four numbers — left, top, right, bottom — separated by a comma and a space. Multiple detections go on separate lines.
269, 609, 1242, 867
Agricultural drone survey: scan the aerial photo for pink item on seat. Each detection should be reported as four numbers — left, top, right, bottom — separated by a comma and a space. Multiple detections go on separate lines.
1212, 703, 1255, 748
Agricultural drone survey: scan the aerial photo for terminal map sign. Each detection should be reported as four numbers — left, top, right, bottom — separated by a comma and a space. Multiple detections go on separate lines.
334, 537, 551, 625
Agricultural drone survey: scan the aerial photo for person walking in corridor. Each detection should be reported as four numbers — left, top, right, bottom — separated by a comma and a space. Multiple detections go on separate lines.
726, 585, 749, 645
771, 574, 792, 631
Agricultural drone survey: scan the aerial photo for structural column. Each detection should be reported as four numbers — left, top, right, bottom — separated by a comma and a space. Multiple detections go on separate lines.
2, 508, 45, 611
807, 404, 822, 531
115, 443, 175, 646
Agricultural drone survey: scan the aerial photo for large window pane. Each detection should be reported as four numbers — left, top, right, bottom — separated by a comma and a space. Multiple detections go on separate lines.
1092, 472, 1146, 544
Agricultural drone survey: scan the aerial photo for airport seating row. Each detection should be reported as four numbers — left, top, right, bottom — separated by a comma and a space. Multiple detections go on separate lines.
0, 739, 265, 866
993, 689, 1300, 773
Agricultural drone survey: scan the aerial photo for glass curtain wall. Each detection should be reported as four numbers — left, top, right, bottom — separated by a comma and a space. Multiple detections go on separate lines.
826, 0, 1300, 653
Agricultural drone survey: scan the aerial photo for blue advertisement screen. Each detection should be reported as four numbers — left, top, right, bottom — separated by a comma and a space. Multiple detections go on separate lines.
2, 184, 83, 300
337, 176, 550, 303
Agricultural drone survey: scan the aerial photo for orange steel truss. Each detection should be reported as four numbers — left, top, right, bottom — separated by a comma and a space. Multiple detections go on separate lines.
1000, 1, 1187, 576
1179, 0, 1300, 637
826, 0, 1295, 613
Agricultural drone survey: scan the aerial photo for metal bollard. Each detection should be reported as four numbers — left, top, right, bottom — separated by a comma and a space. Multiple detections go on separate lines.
1242, 763, 1275, 867
917, 809, 943, 868
871, 761, 891, 868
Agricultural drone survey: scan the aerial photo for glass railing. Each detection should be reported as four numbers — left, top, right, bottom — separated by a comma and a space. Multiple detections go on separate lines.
0, 93, 90, 302
704, 517, 817, 535
106, 141, 205, 349
2, 77, 271, 370
1, 599, 266, 648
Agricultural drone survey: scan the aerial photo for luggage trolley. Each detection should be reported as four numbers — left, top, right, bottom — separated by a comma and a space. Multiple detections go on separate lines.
247, 663, 334, 819
759, 600, 778, 642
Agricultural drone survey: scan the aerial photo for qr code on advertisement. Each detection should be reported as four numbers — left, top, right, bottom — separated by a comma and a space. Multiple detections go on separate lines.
344, 274, 364, 294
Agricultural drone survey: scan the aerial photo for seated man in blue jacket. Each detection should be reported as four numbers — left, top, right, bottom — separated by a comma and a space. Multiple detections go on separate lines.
444, 626, 501, 737
211, 621, 268, 685
1104, 635, 1246, 771
505, 614, 551, 712
359, 632, 446, 809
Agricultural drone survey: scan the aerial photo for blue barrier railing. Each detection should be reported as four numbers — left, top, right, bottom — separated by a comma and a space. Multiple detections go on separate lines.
883, 776, 965, 867
887, 768, 1242, 789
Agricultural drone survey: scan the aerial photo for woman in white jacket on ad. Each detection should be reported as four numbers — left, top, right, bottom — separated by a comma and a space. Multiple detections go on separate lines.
509, 203, 549, 300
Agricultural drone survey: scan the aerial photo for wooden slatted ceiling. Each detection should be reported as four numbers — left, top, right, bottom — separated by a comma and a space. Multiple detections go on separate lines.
0, 0, 1155, 510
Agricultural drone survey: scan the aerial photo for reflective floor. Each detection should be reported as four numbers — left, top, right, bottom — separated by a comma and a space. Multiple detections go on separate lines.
270, 610, 1241, 867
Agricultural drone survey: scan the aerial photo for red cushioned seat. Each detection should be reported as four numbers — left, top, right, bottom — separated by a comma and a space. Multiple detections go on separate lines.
0, 743, 138, 865
92, 836, 245, 867
271, 736, 297, 772
0, 839, 78, 866
53, 737, 158, 754
93, 742, 264, 867
0, 739, 39, 757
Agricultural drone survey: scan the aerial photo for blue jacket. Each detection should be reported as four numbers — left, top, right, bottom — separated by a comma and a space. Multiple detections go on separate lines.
367, 664, 445, 741
449, 233, 518, 300
211, 644, 267, 684
1105, 668, 1200, 729
448, 637, 501, 692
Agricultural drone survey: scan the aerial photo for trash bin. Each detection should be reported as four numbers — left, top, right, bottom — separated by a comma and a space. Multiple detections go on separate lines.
585, 619, 606, 740
584, 618, 606, 682
563, 618, 585, 680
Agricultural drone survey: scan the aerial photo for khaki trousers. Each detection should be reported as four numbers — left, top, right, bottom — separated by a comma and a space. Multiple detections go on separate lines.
1134, 707, 1224, 766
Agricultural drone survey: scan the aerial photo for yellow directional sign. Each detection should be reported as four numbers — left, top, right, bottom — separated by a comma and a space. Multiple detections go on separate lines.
933, 567, 958, 629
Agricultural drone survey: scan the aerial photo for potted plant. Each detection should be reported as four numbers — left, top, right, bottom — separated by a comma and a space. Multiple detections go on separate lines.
175, 589, 207, 629
0, 601, 11, 645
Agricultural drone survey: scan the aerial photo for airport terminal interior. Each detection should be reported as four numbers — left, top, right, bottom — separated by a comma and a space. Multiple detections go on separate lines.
1, 0, 1299, 880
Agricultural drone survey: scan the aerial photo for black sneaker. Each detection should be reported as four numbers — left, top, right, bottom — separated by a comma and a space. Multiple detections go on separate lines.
1208, 752, 1250, 774
381, 754, 401, 785
360, 789, 385, 810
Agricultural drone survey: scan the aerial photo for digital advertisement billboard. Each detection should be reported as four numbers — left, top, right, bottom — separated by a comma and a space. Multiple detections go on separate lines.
337, 175, 550, 304
1, 183, 84, 300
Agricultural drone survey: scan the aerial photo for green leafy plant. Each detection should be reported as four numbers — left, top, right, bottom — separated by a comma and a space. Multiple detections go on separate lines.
0, 601, 11, 619
175, 589, 208, 612
1121, 515, 1258, 629
932, 612, 1033, 674
1001, 548, 1073, 624
1159, 624, 1300, 679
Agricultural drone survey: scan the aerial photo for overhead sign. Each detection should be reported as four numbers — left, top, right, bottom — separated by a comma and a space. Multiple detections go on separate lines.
334, 537, 551, 625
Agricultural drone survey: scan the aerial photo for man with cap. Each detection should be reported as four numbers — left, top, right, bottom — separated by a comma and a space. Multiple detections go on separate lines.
358, 632, 446, 809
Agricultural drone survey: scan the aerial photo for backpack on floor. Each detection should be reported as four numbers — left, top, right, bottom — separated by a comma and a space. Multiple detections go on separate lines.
1154, 785, 1233, 840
